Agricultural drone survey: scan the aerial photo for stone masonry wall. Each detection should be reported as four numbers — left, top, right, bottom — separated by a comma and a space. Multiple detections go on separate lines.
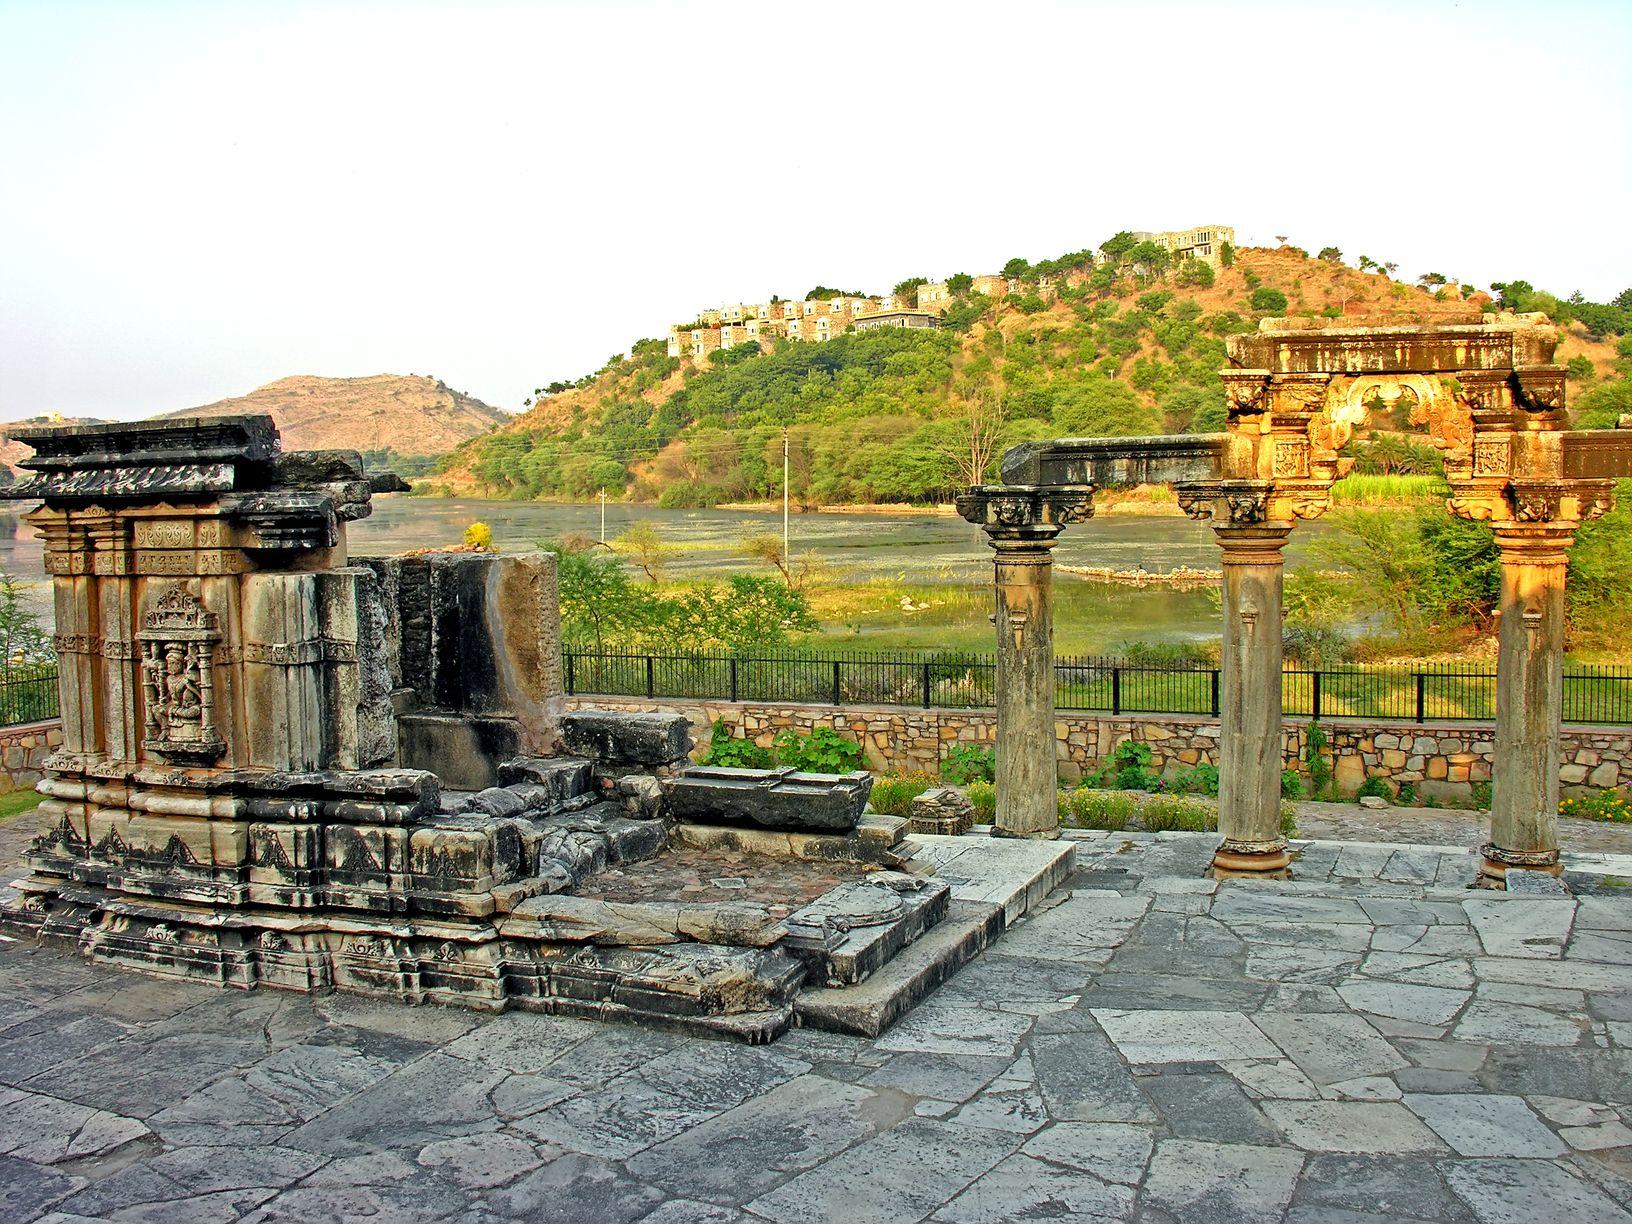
564, 697, 1632, 802
0, 720, 62, 792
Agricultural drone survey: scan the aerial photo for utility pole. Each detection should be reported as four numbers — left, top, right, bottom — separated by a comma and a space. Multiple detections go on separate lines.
782, 429, 790, 566
599, 487, 606, 544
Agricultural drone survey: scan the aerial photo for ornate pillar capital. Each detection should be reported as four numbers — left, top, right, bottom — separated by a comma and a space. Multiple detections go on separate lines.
956, 484, 1095, 548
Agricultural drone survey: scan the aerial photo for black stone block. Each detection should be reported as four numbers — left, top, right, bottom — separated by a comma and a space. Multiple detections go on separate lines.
559, 711, 691, 767
667, 766, 873, 832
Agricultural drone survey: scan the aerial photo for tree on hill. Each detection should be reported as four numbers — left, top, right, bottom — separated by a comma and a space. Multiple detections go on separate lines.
1318, 247, 1343, 263
807, 285, 869, 300
1127, 241, 1171, 278
1052, 378, 1159, 437
950, 388, 1006, 488
1001, 257, 1032, 280
1099, 232, 1137, 262
1358, 256, 1378, 273
946, 272, 974, 296
1418, 272, 1448, 290
1251, 287, 1290, 314
893, 276, 929, 300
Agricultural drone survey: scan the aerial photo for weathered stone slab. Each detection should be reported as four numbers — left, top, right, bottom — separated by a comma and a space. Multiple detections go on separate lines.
668, 766, 872, 832
1262, 1101, 1445, 1154
1091, 1008, 1281, 1064
560, 710, 691, 768
1141, 1139, 1302, 1222
1401, 1093, 1567, 1157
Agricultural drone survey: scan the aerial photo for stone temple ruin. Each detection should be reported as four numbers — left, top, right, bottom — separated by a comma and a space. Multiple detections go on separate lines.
962, 312, 1632, 887
0, 415, 1069, 1041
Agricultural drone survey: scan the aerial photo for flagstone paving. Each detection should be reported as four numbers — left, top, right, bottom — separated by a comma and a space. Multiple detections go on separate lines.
3, 829, 1632, 1222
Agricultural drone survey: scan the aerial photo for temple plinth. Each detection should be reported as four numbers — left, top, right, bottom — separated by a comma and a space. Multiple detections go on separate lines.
957, 484, 1094, 839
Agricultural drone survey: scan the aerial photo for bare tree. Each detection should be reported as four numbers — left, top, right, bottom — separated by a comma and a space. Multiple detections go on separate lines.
953, 388, 1007, 489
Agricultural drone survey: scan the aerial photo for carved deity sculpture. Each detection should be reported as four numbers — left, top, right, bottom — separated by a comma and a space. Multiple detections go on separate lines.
138, 587, 224, 763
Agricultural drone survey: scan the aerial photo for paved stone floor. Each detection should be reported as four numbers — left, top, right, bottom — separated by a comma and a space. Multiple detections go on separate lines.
5, 824, 1632, 1221
1290, 801, 1632, 856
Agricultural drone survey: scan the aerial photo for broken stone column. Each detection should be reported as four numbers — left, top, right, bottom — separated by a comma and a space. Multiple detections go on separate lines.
365, 551, 564, 790
1179, 483, 1293, 877
957, 485, 1094, 839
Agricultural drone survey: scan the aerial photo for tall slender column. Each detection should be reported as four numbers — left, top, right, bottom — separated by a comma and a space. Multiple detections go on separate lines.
957, 485, 1094, 839
1212, 522, 1294, 877
1481, 525, 1573, 885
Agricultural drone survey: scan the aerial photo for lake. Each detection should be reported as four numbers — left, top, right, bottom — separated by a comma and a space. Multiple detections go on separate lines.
0, 497, 1335, 652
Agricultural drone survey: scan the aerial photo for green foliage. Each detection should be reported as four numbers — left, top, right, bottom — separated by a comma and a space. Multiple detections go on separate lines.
869, 773, 935, 817
806, 285, 869, 300
699, 719, 775, 768
946, 272, 974, 296
775, 726, 864, 773
1163, 764, 1219, 797
893, 276, 929, 300
1318, 247, 1343, 263
942, 744, 996, 785
1012, 293, 1048, 315
967, 780, 996, 822
1099, 232, 1137, 261
1001, 257, 1031, 279
1242, 270, 1262, 291
1052, 378, 1159, 437
656, 481, 727, 509
1060, 789, 1138, 831
1096, 741, 1160, 791
1137, 291, 1174, 314
0, 573, 51, 665
551, 540, 815, 653
1567, 355, 1596, 381
1160, 383, 1227, 433
1251, 286, 1289, 313
1470, 780, 1493, 810
1219, 241, 1235, 268
1175, 259, 1214, 288
1281, 768, 1304, 799
463, 521, 495, 551
1574, 377, 1632, 429
1304, 722, 1334, 799
1356, 775, 1395, 803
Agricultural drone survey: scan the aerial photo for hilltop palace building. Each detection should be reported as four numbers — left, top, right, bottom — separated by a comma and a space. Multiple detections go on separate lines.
665, 225, 1234, 360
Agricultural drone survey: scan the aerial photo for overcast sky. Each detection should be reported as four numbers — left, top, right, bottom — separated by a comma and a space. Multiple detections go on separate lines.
2, 0, 1628, 423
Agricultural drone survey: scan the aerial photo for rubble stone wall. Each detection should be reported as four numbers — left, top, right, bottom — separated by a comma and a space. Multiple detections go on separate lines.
564, 697, 1632, 800
0, 720, 62, 792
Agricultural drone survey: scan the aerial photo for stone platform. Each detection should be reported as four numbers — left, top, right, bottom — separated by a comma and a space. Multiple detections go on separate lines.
3, 830, 1631, 1222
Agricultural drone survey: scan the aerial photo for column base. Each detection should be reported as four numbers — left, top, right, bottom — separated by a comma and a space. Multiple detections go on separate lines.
1477, 842, 1562, 890
991, 824, 1061, 842
1208, 838, 1292, 880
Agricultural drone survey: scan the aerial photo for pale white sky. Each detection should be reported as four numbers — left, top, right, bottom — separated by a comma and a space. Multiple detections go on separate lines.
2, 0, 1628, 422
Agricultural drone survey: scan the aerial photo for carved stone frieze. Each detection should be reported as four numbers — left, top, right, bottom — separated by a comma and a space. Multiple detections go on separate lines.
1220, 370, 1272, 416
956, 484, 1095, 544
1175, 481, 1274, 526
1513, 366, 1567, 414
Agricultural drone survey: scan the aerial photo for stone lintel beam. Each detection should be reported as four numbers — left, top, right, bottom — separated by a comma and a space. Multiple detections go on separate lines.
999, 436, 1224, 491
957, 484, 1093, 841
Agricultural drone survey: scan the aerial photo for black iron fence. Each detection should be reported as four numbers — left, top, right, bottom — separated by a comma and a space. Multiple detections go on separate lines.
0, 666, 59, 727
564, 649, 1632, 726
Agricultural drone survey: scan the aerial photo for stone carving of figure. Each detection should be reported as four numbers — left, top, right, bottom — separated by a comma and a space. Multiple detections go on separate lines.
160, 644, 204, 741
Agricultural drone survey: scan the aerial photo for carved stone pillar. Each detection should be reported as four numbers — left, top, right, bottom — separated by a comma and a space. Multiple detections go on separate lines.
1482, 521, 1573, 884
957, 484, 1094, 839
1180, 482, 1293, 877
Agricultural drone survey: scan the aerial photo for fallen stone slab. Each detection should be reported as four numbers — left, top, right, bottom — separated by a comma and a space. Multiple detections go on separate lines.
668, 766, 872, 832
559, 711, 691, 768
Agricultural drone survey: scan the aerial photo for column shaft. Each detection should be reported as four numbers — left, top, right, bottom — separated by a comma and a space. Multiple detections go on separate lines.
1212, 525, 1293, 876
993, 542, 1058, 839
1483, 530, 1570, 883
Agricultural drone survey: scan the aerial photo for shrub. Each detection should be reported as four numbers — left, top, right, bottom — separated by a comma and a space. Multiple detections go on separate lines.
1059, 789, 1139, 831
1560, 790, 1632, 823
1242, 270, 1261, 291
967, 780, 996, 822
1355, 775, 1395, 803
699, 719, 773, 768
1175, 259, 1214, 288
942, 744, 996, 785
1304, 722, 1333, 799
1396, 781, 1418, 806
1139, 795, 1216, 833
1164, 763, 1219, 797
1251, 287, 1290, 314
775, 726, 864, 773
463, 521, 495, 551
1470, 780, 1493, 810
1097, 741, 1160, 791
1281, 768, 1304, 799
869, 773, 935, 817
1567, 355, 1596, 381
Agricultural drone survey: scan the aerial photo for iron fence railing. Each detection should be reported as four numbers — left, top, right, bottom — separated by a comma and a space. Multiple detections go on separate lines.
563, 649, 1632, 726
0, 666, 59, 727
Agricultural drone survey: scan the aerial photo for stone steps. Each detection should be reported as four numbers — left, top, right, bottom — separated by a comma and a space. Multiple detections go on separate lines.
793, 899, 1004, 1037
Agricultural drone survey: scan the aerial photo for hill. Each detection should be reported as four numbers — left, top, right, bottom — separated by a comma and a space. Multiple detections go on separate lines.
2, 375, 512, 480
429, 244, 1630, 507
167, 374, 511, 466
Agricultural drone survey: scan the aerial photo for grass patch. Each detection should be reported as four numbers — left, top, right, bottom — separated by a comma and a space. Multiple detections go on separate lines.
1329, 474, 1447, 507
0, 787, 41, 823
868, 773, 936, 817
